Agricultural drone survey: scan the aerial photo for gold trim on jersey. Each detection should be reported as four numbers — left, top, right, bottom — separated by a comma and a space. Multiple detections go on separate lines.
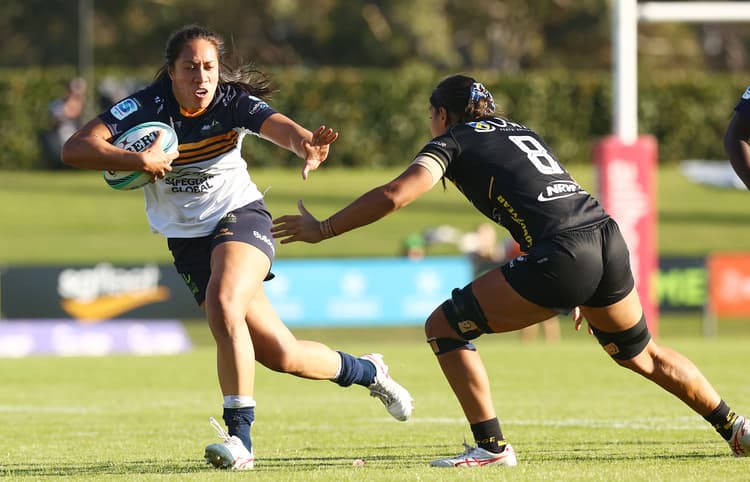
173, 130, 240, 165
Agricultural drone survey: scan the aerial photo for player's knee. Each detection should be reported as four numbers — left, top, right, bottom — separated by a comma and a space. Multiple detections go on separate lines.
441, 284, 494, 341
590, 314, 651, 361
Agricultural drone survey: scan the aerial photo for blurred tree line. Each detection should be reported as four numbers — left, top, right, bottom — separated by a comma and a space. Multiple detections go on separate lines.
1, 0, 748, 170
1, 0, 748, 72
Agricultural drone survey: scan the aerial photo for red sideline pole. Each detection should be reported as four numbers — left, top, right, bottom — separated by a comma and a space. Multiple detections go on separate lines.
593, 135, 659, 337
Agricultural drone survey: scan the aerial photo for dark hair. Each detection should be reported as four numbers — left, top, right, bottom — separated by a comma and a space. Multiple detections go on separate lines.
429, 74, 497, 125
154, 24, 275, 100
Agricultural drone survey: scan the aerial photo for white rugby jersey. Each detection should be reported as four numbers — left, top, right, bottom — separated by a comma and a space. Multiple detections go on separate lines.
99, 77, 277, 238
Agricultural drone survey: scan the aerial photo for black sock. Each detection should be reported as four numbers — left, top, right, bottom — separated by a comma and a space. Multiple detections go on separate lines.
703, 400, 738, 441
223, 406, 255, 451
332, 351, 377, 387
470, 418, 507, 453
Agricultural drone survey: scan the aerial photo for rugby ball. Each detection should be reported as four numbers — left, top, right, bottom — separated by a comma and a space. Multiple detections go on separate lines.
102, 121, 178, 190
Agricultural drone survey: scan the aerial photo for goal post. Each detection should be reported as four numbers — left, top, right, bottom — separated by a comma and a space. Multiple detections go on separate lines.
597, 1, 750, 338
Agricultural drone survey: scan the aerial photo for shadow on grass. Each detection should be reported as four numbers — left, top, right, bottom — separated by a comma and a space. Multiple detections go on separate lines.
1, 454, 430, 476
1, 459, 208, 477
1, 441, 730, 476
521, 439, 729, 463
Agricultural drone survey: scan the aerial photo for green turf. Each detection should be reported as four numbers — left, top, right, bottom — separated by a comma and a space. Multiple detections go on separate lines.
3, 164, 750, 265
1, 321, 749, 480
2, 168, 750, 479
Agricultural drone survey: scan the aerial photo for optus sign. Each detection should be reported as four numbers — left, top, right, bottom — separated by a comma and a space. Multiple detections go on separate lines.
57, 263, 169, 321
0, 264, 203, 321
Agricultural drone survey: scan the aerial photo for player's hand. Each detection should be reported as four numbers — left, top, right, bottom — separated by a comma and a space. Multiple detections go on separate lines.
272, 200, 324, 244
141, 130, 178, 181
572, 306, 593, 335
300, 125, 338, 180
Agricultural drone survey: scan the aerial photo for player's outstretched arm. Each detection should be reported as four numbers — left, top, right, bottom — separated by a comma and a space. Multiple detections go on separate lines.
724, 112, 750, 190
272, 163, 435, 244
259, 113, 338, 180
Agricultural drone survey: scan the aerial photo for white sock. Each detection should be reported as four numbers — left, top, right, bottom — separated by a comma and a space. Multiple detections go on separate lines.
223, 395, 256, 408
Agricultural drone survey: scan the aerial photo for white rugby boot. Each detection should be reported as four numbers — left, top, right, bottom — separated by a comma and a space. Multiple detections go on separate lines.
360, 353, 413, 421
728, 415, 750, 457
430, 442, 517, 467
204, 417, 254, 470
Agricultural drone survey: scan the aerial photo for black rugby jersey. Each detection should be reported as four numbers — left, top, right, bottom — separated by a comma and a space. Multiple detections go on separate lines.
98, 76, 277, 165
735, 85, 750, 119
418, 117, 608, 251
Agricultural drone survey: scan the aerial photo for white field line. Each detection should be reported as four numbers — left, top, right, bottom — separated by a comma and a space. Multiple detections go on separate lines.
0, 405, 102, 414
0, 405, 711, 432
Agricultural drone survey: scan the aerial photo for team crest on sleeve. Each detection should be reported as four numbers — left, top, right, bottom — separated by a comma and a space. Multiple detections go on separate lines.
110, 98, 140, 120
248, 100, 270, 115
743, 86, 750, 100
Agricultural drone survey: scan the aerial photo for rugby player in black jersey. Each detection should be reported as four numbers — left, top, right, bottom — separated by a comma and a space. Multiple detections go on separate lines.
725, 85, 750, 190
62, 24, 413, 471
273, 74, 750, 466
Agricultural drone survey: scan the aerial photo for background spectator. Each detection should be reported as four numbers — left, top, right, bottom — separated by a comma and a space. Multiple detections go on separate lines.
42, 77, 87, 168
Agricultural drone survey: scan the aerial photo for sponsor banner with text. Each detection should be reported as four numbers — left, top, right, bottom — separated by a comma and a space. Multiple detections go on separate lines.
707, 253, 750, 318
0, 264, 203, 321
0, 320, 192, 357
595, 135, 659, 334
657, 257, 706, 313
0, 257, 472, 326
0, 256, 722, 325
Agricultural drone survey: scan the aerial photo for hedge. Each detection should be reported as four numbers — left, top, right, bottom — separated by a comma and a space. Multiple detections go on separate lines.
1, 66, 746, 169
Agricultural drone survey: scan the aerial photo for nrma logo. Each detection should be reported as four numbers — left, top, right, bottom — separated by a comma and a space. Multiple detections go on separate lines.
537, 180, 582, 202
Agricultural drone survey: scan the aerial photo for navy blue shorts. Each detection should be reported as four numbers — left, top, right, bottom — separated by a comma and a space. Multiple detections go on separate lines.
501, 218, 634, 313
167, 199, 276, 306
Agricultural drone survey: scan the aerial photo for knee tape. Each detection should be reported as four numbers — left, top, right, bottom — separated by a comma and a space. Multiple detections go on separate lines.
590, 314, 651, 360
427, 337, 477, 355
441, 284, 493, 341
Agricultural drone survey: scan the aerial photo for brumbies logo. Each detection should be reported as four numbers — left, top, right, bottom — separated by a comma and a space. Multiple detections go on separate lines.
537, 180, 582, 202
743, 86, 750, 100
200, 119, 222, 135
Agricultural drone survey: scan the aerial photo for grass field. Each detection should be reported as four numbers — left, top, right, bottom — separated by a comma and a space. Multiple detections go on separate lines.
1, 322, 749, 481
3, 164, 750, 265
2, 167, 750, 479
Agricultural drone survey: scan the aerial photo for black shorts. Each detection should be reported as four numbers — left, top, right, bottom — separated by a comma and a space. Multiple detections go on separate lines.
167, 199, 276, 306
501, 218, 634, 312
